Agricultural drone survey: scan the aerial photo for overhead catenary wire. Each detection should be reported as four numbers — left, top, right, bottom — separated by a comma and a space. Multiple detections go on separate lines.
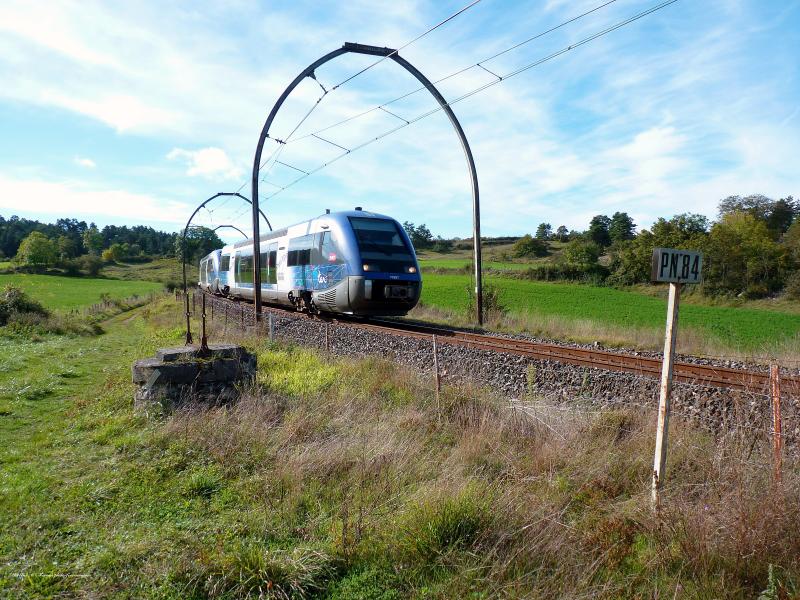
262, 0, 680, 201
331, 0, 485, 90
289, 0, 621, 145
233, 0, 485, 196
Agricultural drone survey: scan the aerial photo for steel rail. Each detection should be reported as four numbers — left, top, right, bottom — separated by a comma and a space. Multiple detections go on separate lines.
202, 291, 800, 396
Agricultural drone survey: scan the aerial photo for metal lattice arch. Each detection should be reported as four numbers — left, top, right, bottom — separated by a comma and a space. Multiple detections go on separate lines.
181, 191, 271, 344
250, 42, 483, 323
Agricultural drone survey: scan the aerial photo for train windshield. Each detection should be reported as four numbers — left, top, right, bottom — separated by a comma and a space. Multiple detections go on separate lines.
349, 217, 415, 273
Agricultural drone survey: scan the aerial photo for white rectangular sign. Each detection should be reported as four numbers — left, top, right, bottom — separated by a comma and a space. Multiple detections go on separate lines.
651, 248, 703, 284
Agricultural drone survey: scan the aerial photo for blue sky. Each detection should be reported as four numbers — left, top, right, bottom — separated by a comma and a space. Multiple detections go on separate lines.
1, 0, 798, 243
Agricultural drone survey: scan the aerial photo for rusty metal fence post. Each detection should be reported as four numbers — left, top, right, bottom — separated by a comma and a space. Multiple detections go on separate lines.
770, 364, 783, 485
433, 334, 441, 420
200, 293, 209, 354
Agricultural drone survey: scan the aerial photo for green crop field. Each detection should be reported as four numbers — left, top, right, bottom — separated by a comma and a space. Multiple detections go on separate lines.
0, 274, 163, 310
419, 258, 537, 271
419, 273, 800, 352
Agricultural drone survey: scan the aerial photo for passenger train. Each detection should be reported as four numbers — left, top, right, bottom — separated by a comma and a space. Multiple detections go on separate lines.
198, 208, 421, 316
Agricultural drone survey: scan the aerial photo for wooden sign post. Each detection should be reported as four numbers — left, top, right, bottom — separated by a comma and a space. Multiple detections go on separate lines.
650, 248, 703, 512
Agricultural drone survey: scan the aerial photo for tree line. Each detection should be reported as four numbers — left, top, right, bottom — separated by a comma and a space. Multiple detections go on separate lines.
1, 215, 222, 275
515, 194, 799, 299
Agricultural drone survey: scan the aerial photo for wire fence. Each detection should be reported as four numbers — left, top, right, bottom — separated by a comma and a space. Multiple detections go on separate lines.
181, 291, 797, 476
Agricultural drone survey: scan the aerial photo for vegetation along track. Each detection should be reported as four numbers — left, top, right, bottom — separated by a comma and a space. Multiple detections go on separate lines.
201, 291, 800, 397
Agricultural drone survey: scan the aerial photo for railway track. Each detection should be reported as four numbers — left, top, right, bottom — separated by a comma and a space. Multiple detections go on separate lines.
205, 292, 800, 396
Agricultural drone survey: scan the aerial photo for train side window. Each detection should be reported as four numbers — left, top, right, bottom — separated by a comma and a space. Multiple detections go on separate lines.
268, 245, 277, 284
220, 255, 230, 271
288, 235, 313, 266
236, 252, 254, 284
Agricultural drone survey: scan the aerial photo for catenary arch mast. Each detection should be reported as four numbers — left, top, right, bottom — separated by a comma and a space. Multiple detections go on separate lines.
250, 42, 483, 324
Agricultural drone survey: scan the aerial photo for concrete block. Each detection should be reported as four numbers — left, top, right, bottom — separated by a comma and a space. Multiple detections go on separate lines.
132, 344, 256, 414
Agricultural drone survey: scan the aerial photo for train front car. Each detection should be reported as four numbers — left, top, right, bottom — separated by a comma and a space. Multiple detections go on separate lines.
340, 210, 421, 315
287, 209, 421, 316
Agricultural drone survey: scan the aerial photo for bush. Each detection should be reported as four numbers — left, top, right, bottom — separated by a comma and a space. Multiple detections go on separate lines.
562, 239, 602, 269
0, 285, 48, 326
59, 258, 82, 276
466, 280, 506, 320
784, 270, 800, 300
513, 263, 608, 284
512, 234, 548, 258
431, 238, 454, 253
79, 254, 103, 276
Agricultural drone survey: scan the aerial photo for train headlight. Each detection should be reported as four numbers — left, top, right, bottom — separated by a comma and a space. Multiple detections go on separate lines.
363, 263, 372, 271
406, 266, 417, 274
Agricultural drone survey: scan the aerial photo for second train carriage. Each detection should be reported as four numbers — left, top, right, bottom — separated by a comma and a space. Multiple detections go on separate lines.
198, 208, 421, 316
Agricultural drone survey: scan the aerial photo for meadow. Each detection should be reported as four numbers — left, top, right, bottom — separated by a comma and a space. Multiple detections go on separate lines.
1, 298, 797, 598
0, 274, 163, 310
418, 273, 800, 354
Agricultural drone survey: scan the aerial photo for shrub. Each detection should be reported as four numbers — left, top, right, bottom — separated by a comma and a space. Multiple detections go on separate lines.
512, 234, 548, 258
784, 270, 800, 300
466, 280, 506, 320
431, 238, 454, 253
59, 258, 81, 276
79, 254, 103, 276
0, 285, 48, 326
562, 238, 602, 269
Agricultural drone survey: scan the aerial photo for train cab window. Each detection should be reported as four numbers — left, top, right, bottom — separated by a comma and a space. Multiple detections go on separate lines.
313, 231, 344, 265
287, 235, 313, 266
349, 218, 413, 255
236, 251, 254, 284
220, 255, 230, 271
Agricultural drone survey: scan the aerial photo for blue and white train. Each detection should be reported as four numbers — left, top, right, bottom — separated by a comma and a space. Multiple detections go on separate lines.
198, 208, 422, 316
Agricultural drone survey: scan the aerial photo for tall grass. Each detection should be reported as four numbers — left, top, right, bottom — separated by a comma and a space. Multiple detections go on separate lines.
161, 343, 800, 598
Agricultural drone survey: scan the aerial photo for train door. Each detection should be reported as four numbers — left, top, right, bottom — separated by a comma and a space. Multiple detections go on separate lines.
260, 242, 279, 301
235, 249, 254, 299
287, 235, 313, 291
219, 253, 231, 292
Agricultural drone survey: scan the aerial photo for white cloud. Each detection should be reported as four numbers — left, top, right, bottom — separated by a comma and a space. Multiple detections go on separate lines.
0, 174, 190, 226
0, 0, 797, 237
167, 147, 242, 181
73, 156, 96, 169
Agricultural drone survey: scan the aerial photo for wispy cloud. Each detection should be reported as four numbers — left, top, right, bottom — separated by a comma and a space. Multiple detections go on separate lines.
73, 156, 96, 169
167, 147, 242, 181
0, 0, 798, 236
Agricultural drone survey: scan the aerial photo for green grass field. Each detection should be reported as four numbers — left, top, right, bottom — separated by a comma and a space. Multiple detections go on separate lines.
102, 257, 188, 284
0, 274, 163, 310
1, 300, 797, 598
419, 274, 800, 352
0, 261, 11, 270
418, 258, 537, 271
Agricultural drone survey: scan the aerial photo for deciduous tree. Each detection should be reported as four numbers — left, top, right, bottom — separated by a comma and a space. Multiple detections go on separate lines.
17, 231, 58, 268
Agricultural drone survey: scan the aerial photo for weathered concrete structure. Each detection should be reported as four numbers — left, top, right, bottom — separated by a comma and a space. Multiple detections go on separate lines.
132, 344, 256, 413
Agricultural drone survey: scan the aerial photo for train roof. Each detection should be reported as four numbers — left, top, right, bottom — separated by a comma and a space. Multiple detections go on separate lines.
229, 209, 397, 250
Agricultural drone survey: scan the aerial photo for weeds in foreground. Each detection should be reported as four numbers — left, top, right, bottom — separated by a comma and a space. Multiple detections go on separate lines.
3, 298, 799, 598
159, 345, 800, 599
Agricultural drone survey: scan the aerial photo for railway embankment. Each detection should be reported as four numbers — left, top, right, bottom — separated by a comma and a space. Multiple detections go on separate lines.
204, 293, 800, 448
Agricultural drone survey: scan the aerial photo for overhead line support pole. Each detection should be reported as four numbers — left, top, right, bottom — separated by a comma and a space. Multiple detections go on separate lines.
251, 41, 483, 325
182, 192, 271, 341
